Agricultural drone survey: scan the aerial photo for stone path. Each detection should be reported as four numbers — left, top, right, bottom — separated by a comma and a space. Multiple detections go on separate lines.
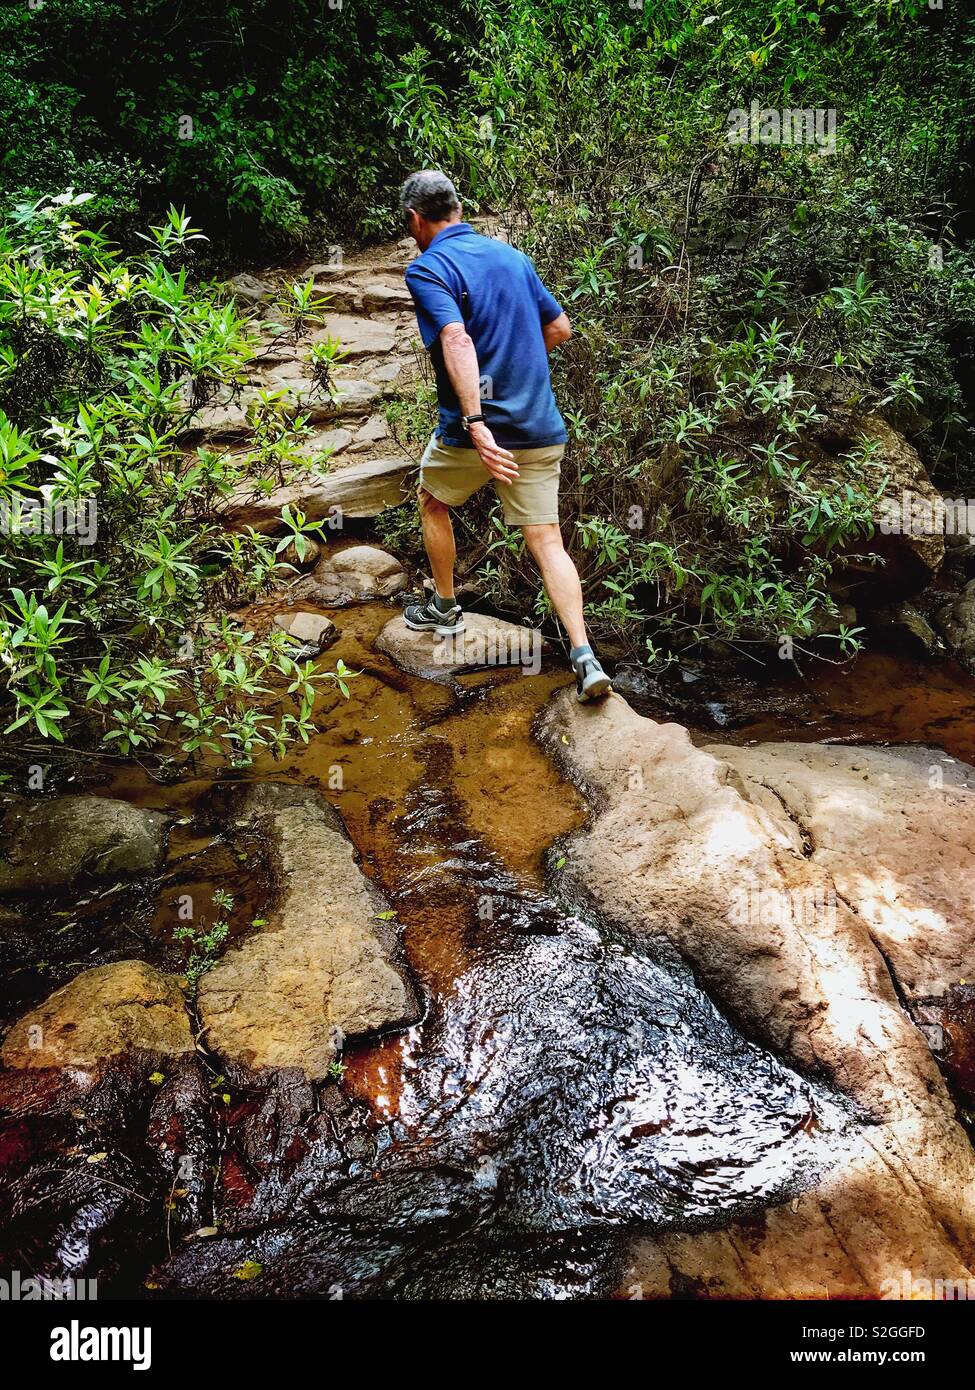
195, 241, 423, 530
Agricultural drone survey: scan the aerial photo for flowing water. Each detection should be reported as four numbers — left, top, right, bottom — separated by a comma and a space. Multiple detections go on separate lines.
3, 601, 974, 1298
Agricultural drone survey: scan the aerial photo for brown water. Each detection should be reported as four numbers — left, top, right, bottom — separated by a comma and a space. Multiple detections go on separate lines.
3, 600, 974, 1299
617, 643, 975, 763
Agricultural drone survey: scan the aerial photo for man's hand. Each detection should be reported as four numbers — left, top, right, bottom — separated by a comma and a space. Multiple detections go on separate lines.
468, 421, 519, 483
438, 324, 518, 482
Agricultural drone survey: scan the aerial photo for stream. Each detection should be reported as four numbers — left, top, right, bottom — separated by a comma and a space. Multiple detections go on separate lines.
3, 600, 975, 1299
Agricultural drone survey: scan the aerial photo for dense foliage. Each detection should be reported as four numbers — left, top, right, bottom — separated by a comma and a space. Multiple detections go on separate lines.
2, 0, 975, 745
0, 194, 348, 768
381, 0, 975, 658
0, 0, 481, 250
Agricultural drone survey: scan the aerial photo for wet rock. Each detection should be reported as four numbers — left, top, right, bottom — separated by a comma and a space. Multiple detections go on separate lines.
302, 545, 406, 606
536, 691, 975, 1296
936, 579, 975, 674
158, 850, 851, 1299
197, 784, 419, 1078
0, 1050, 220, 1291
915, 983, 975, 1107
870, 600, 942, 653
943, 541, 975, 580
0, 795, 167, 899
146, 1055, 220, 1238
223, 455, 413, 531
272, 610, 336, 648
3, 738, 856, 1300
1, 961, 193, 1070
377, 613, 545, 683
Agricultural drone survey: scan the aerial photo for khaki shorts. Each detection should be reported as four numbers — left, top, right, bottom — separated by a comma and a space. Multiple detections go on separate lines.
419, 435, 564, 528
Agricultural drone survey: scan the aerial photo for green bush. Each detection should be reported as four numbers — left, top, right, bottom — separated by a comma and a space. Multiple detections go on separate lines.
0, 0, 483, 251
385, 0, 975, 661
0, 193, 351, 769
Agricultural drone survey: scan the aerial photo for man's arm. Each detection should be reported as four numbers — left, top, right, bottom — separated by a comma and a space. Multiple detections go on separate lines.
542, 311, 572, 353
439, 322, 518, 483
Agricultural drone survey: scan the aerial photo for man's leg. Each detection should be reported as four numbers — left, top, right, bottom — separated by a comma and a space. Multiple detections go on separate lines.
521, 523, 588, 647
418, 485, 456, 599
404, 485, 466, 634
522, 522, 612, 700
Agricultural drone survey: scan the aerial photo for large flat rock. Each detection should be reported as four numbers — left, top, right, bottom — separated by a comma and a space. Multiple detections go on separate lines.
535, 691, 975, 1296
197, 785, 418, 1078
314, 315, 397, 358
377, 613, 545, 682
708, 739, 975, 1002
1, 961, 193, 1070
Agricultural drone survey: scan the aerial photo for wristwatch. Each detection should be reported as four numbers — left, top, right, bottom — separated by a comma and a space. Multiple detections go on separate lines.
461, 413, 486, 430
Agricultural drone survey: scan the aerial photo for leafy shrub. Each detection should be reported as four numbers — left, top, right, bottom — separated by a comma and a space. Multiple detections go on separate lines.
385, 0, 975, 662
0, 0, 483, 252
0, 193, 351, 769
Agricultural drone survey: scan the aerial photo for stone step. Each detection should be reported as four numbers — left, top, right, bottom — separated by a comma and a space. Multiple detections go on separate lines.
310, 259, 413, 278
313, 314, 398, 358
223, 454, 413, 530
298, 545, 407, 607
376, 613, 546, 683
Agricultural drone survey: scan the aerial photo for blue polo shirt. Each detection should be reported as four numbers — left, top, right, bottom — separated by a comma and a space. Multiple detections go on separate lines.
405, 223, 567, 449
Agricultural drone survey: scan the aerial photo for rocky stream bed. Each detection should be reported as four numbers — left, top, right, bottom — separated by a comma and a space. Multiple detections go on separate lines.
2, 597, 975, 1299
3, 235, 975, 1299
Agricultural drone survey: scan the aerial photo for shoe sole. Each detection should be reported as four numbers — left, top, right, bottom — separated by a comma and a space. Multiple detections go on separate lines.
403, 617, 467, 637
576, 674, 613, 703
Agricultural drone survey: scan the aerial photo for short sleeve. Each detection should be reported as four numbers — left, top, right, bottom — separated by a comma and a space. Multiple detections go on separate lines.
405, 260, 464, 349
525, 256, 563, 325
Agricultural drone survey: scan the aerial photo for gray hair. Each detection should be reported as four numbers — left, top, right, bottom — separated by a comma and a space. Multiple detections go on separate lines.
399, 170, 461, 224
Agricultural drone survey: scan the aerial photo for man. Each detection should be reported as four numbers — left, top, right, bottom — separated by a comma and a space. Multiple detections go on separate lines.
399, 169, 612, 702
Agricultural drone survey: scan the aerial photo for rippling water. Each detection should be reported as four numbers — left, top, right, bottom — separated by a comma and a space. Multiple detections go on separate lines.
0, 601, 893, 1299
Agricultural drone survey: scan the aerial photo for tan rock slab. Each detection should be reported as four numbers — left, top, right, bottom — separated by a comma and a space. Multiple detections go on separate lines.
197, 786, 418, 1078
535, 690, 975, 1295
377, 613, 545, 682
1, 961, 193, 1070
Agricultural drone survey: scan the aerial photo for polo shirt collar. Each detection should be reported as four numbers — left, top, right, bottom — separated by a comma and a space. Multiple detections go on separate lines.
427, 222, 474, 250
